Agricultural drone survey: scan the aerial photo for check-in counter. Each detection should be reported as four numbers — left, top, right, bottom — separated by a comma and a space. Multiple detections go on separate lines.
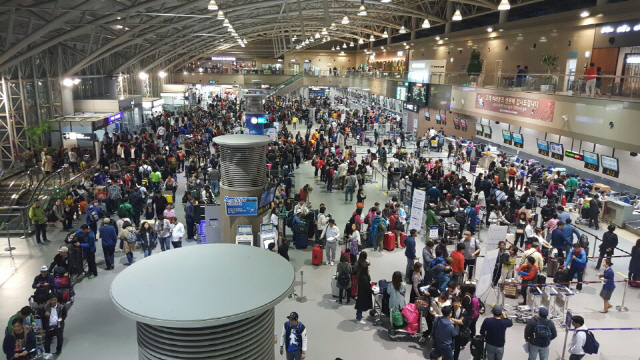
602, 198, 639, 228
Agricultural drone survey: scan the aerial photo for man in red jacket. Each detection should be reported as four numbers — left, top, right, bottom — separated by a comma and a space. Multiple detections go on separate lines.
516, 256, 540, 305
450, 242, 466, 287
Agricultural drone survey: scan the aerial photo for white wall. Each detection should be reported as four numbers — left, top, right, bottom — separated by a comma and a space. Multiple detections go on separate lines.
474, 119, 640, 190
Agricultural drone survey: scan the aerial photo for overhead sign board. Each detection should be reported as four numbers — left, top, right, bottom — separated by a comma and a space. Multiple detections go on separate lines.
62, 132, 97, 141
107, 112, 123, 124
476, 93, 555, 122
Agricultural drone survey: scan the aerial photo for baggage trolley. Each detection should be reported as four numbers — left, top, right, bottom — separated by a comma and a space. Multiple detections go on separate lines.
371, 290, 385, 326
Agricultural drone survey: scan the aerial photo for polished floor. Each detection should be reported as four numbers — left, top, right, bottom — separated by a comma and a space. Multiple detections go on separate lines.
0, 138, 638, 360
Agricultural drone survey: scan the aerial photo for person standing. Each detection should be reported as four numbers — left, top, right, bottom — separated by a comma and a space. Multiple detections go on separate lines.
629, 239, 640, 282
404, 229, 417, 282
524, 306, 557, 360
597, 258, 615, 313
432, 306, 458, 360
568, 316, 587, 360
170, 217, 184, 248
320, 219, 340, 266
462, 231, 481, 280
336, 253, 353, 304
595, 225, 618, 270
565, 175, 578, 203
355, 262, 373, 325
422, 240, 436, 285
344, 171, 357, 204
480, 305, 513, 360
588, 194, 601, 230
185, 198, 195, 241
584, 63, 597, 97
564, 243, 587, 293
517, 256, 540, 306
77, 224, 98, 279
279, 312, 307, 360
155, 217, 172, 252
3, 318, 36, 360
29, 200, 48, 244
43, 295, 67, 356
98, 218, 117, 270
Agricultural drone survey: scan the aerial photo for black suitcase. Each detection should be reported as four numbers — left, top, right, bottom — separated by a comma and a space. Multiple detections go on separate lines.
554, 268, 570, 285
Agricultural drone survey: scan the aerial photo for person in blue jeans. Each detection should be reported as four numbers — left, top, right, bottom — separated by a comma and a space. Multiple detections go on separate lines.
279, 312, 307, 360
524, 306, 557, 360
480, 305, 513, 360
433, 306, 458, 360
155, 218, 172, 251
98, 218, 117, 270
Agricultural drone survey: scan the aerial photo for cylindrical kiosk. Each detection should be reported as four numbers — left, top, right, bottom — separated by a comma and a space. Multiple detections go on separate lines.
110, 244, 294, 360
213, 134, 271, 245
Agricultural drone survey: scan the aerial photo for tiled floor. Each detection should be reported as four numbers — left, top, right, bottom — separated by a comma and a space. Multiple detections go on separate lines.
0, 134, 638, 360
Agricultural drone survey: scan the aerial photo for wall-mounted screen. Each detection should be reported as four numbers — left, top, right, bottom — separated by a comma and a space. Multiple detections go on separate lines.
408, 82, 429, 105
453, 117, 460, 130
475, 123, 483, 136
600, 155, 618, 177
502, 130, 512, 145
482, 125, 492, 139
512, 133, 523, 148
460, 119, 468, 131
537, 139, 549, 156
583, 151, 599, 171
435, 113, 441, 124
550, 142, 564, 160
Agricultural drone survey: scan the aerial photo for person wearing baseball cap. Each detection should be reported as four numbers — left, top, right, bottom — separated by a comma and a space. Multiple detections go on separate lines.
524, 306, 558, 359
479, 305, 513, 359
31, 266, 54, 304
279, 312, 307, 360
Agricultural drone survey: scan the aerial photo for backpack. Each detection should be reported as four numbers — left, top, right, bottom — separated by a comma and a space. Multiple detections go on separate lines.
118, 203, 133, 219
470, 335, 485, 358
582, 198, 591, 210
377, 219, 387, 234
344, 215, 356, 236
141, 166, 151, 178
89, 207, 100, 222
577, 329, 599, 354
127, 229, 137, 244
337, 268, 351, 287
579, 234, 589, 249
534, 321, 553, 347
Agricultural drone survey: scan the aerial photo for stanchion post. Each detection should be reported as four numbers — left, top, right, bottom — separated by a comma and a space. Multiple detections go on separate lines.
5, 223, 15, 255
616, 279, 629, 312
296, 270, 307, 303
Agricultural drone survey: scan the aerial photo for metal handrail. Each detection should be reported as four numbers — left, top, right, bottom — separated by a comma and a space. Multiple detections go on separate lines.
0, 170, 29, 207
25, 164, 97, 208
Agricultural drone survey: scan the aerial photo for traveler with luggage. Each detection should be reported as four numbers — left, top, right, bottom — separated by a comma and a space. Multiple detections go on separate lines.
564, 243, 587, 293
43, 294, 67, 356
354, 262, 373, 325
155, 217, 172, 252
77, 224, 98, 279
279, 312, 307, 360
320, 219, 340, 265
517, 256, 540, 306
315, 206, 328, 247
336, 253, 352, 304
432, 306, 458, 360
410, 262, 424, 303
524, 306, 557, 360
387, 271, 406, 318
596, 258, 615, 313
49, 246, 70, 274
422, 241, 436, 285
85, 200, 103, 235
3, 318, 36, 359
479, 305, 513, 360
462, 231, 481, 280
32, 265, 53, 303
98, 218, 118, 271
595, 225, 618, 270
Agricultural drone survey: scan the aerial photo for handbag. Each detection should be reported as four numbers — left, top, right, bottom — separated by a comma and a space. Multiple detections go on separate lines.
516, 229, 524, 234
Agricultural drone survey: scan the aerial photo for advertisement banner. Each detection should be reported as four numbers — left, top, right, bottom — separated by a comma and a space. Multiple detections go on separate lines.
475, 93, 555, 122
224, 197, 258, 216
409, 189, 426, 235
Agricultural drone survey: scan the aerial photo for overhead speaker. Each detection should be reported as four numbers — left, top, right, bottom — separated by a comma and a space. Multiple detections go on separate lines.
631, 152, 638, 157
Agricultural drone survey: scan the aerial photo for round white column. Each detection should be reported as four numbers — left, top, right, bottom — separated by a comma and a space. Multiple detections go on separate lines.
110, 244, 294, 359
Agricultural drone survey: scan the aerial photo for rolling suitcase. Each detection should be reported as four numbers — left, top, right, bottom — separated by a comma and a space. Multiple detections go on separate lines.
331, 275, 340, 298
554, 268, 570, 285
383, 232, 396, 251
504, 279, 518, 299
312, 245, 323, 265
350, 274, 358, 298
546, 258, 559, 277
399, 232, 407, 248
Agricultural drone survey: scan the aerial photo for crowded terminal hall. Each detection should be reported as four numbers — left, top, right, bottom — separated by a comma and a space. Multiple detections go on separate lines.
1, 1, 640, 359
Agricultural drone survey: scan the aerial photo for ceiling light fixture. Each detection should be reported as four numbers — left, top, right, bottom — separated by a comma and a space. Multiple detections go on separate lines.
498, 0, 511, 10
580, 10, 590, 18
369, 34, 375, 41
309, 37, 314, 42
381, 0, 391, 3
435, 36, 440, 40
399, 25, 406, 34
158, 71, 167, 78
486, 27, 493, 32
340, 51, 345, 55
207, 1, 218, 10
358, 38, 364, 44
342, 15, 350, 25
358, 0, 367, 16
321, 28, 328, 35
331, 45, 335, 50
343, 43, 347, 48
350, 41, 355, 47
138, 72, 149, 80
330, 22, 337, 29
452, 9, 462, 21
422, 19, 430, 28
382, 29, 388, 38
315, 32, 320, 39
216, 10, 224, 19
223, 19, 230, 26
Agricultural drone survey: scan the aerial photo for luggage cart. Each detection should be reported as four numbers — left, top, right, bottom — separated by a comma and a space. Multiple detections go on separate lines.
371, 289, 385, 326
443, 217, 460, 244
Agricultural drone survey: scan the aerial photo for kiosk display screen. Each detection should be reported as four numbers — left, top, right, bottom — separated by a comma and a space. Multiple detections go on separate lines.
482, 125, 492, 139
583, 151, 599, 171
550, 142, 564, 160
601, 155, 619, 177
475, 123, 483, 136
512, 133, 523, 148
502, 130, 512, 145
537, 139, 549, 156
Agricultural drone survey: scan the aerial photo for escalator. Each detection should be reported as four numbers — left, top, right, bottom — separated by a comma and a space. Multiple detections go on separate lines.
0, 169, 36, 207
265, 72, 305, 97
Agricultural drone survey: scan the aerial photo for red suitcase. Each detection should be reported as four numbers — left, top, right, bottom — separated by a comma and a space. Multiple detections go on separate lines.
399, 232, 407, 248
312, 245, 323, 265
383, 232, 395, 251
351, 274, 358, 298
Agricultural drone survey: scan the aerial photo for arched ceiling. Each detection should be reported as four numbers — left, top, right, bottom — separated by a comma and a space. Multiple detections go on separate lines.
0, 0, 569, 76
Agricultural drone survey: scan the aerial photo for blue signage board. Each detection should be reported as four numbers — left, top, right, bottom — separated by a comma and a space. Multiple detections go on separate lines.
199, 220, 207, 243
245, 112, 266, 135
224, 196, 258, 216
108, 112, 123, 124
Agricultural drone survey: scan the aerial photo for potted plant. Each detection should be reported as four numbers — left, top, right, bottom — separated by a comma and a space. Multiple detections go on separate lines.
540, 53, 559, 92
467, 49, 484, 86
25, 119, 51, 154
